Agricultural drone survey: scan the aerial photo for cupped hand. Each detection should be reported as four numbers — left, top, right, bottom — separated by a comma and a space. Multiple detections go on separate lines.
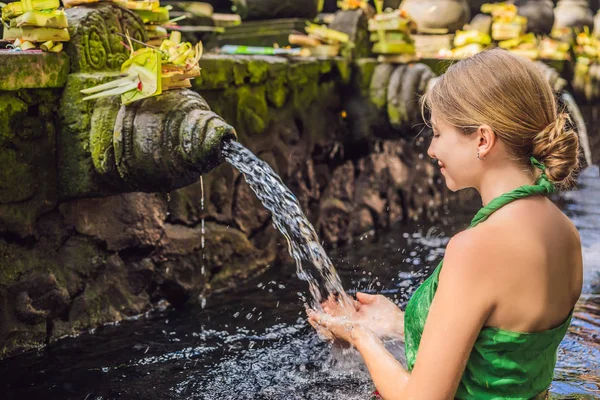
307, 308, 369, 345
353, 292, 405, 340
307, 292, 405, 343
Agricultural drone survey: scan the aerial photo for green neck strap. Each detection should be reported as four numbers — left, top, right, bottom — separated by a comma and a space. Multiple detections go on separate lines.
469, 157, 555, 228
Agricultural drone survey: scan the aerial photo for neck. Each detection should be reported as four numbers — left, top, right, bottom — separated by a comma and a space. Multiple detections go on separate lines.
477, 163, 535, 206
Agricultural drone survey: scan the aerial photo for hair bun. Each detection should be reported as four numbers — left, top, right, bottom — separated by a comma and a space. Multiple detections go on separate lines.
532, 113, 580, 184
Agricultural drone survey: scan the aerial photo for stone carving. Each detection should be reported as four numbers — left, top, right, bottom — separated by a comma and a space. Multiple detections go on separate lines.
64, 3, 147, 73
90, 89, 237, 192
367, 62, 436, 136
329, 8, 373, 60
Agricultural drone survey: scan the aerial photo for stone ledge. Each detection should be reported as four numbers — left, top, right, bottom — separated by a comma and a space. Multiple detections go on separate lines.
195, 54, 350, 90
0, 51, 70, 91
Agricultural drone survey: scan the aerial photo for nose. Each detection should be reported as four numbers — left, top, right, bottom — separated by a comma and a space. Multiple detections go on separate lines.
427, 136, 436, 160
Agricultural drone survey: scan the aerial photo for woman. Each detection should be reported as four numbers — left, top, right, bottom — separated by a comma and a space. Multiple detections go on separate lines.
308, 48, 583, 399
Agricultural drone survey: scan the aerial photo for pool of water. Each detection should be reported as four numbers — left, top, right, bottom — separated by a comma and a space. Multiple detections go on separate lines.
0, 168, 598, 400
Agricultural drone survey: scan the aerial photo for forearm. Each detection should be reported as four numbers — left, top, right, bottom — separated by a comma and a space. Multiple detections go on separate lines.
354, 329, 410, 400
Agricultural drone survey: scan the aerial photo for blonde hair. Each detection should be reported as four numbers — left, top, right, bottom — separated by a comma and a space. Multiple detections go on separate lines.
421, 48, 579, 186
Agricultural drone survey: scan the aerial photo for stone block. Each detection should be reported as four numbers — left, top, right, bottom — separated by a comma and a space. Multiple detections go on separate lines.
0, 52, 70, 91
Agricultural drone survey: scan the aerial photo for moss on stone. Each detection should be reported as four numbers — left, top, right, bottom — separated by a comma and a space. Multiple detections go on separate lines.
235, 85, 269, 137
0, 240, 62, 288
0, 90, 59, 237
233, 58, 269, 85
0, 52, 70, 91
64, 3, 147, 73
266, 76, 288, 108
0, 148, 35, 204
387, 100, 409, 131
287, 60, 321, 87
196, 55, 236, 90
0, 93, 27, 145
89, 96, 121, 177
193, 55, 349, 140
58, 72, 123, 199
335, 59, 351, 84
354, 58, 377, 95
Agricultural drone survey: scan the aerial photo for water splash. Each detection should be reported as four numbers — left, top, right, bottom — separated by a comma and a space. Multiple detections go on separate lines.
222, 141, 353, 310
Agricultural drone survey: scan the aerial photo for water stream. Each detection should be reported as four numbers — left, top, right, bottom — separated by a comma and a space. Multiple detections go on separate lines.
222, 141, 353, 311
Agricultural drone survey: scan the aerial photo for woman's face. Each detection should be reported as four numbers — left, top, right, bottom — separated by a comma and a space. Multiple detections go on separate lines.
427, 114, 481, 192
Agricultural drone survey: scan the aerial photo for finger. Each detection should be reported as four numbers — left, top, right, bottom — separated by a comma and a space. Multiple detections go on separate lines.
307, 317, 334, 340
320, 295, 335, 310
307, 310, 326, 325
306, 308, 319, 322
356, 292, 377, 304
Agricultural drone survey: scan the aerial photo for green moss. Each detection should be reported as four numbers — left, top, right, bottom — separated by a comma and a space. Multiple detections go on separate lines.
196, 56, 236, 90
0, 240, 61, 287
0, 148, 35, 204
233, 58, 270, 85
354, 58, 377, 94
89, 96, 121, 176
235, 85, 269, 136
265, 62, 289, 108
0, 93, 27, 145
0, 52, 69, 91
292, 80, 321, 111
335, 59, 351, 84
387, 98, 408, 130
58, 72, 122, 199
0, 90, 59, 236
288, 61, 322, 86
266, 78, 288, 108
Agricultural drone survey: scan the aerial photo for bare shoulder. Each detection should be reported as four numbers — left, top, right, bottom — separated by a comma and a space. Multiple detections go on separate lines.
489, 196, 581, 247
436, 229, 498, 313
441, 229, 496, 283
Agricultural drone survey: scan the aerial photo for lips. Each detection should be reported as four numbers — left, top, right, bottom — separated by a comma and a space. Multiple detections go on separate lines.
437, 160, 446, 173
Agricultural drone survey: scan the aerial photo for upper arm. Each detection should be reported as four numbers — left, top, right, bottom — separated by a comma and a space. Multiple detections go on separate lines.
403, 231, 496, 400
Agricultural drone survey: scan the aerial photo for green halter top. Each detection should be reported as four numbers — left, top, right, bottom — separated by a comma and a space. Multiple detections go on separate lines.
404, 158, 573, 400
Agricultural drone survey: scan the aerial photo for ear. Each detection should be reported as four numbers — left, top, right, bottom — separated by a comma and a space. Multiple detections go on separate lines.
476, 125, 496, 159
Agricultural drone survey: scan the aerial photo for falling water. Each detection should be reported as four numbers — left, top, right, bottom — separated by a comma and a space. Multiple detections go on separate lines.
199, 176, 207, 309
201, 175, 206, 269
561, 91, 593, 167
222, 140, 353, 309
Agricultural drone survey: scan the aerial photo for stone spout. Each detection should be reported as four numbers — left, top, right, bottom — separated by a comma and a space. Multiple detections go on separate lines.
90, 89, 237, 192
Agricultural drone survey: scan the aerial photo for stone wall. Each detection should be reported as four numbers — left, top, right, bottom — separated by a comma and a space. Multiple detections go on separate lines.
1, 3, 594, 357
0, 49, 454, 356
